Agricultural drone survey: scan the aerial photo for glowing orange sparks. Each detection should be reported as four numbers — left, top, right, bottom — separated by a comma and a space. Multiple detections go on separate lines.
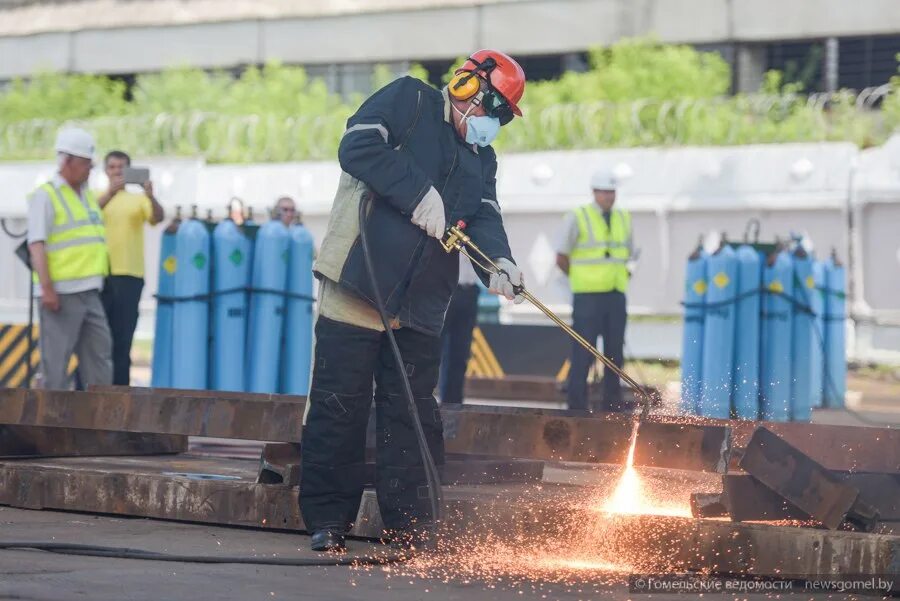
600, 421, 691, 518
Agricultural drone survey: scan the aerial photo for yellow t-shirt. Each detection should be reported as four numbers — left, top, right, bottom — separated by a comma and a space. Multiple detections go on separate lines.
101, 190, 153, 278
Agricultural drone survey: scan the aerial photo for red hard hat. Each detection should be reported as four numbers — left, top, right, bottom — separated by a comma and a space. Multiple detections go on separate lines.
457, 49, 526, 117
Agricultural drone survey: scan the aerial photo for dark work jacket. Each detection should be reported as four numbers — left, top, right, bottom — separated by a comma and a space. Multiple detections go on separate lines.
313, 76, 513, 336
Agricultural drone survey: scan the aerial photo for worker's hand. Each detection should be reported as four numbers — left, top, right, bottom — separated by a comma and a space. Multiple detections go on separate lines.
410, 186, 446, 239
108, 175, 125, 196
142, 179, 154, 198
41, 286, 60, 312
489, 258, 525, 304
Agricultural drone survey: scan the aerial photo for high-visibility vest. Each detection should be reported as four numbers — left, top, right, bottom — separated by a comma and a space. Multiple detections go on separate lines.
569, 205, 631, 293
32, 182, 108, 283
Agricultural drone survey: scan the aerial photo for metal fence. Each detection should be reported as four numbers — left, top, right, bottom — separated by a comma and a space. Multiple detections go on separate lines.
1, 87, 895, 162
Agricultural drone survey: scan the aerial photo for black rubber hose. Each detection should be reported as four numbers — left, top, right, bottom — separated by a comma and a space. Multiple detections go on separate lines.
358, 196, 443, 527
0, 542, 405, 566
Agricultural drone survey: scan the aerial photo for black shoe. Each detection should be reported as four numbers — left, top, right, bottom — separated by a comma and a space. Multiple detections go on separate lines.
310, 530, 346, 553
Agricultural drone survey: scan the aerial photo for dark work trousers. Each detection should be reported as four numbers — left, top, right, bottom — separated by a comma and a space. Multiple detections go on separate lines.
438, 284, 480, 404
300, 316, 445, 535
566, 291, 627, 412
100, 275, 144, 386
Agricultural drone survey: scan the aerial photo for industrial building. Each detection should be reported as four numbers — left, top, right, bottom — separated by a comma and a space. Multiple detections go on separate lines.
1, 0, 900, 95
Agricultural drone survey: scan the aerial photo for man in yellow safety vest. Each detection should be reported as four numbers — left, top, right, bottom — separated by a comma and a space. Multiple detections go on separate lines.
555, 168, 633, 412
27, 128, 112, 390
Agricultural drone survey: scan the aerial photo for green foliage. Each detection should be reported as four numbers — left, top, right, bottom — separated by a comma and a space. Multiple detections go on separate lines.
524, 38, 731, 108
0, 72, 129, 122
0, 38, 897, 163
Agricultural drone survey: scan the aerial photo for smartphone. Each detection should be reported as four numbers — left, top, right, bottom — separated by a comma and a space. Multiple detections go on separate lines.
123, 167, 150, 185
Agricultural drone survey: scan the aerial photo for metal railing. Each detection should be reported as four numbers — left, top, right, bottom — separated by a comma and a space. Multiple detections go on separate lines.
1, 87, 896, 162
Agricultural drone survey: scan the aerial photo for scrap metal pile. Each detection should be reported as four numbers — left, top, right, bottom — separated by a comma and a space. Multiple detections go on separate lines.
0, 385, 896, 587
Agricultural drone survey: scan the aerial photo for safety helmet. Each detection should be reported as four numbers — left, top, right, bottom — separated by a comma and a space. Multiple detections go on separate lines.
591, 169, 617, 191
451, 50, 526, 122
54, 127, 95, 160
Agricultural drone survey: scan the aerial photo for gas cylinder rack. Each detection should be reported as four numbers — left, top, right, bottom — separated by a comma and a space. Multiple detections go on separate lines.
153, 205, 315, 394
680, 224, 846, 421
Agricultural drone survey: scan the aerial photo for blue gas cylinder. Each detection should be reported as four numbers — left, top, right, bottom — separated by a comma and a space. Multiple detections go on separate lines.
790, 250, 816, 421
281, 223, 316, 395
732, 244, 762, 420
699, 244, 738, 419
680, 247, 707, 415
171, 218, 211, 390
246, 220, 290, 393
823, 254, 847, 408
760, 250, 794, 421
151, 221, 179, 387
211, 219, 252, 392
810, 260, 827, 409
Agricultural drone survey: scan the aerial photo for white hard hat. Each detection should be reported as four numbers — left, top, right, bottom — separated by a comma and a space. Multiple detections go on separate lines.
590, 168, 616, 191
54, 127, 95, 160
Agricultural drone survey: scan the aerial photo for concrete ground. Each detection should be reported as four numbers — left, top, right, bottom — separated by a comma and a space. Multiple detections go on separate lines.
0, 506, 635, 601
0, 507, 877, 601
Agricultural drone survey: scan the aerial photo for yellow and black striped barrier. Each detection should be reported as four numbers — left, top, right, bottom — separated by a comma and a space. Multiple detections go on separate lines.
0, 320, 600, 388
0, 324, 77, 388
0, 324, 38, 387
464, 323, 604, 383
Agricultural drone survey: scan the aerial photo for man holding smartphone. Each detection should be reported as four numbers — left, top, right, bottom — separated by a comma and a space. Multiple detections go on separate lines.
97, 150, 165, 385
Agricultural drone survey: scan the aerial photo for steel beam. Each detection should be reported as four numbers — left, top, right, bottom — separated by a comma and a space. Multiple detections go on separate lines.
585, 513, 899, 577
442, 406, 731, 472
255, 443, 545, 486
0, 387, 305, 442
729, 420, 900, 474
0, 455, 577, 542
89, 385, 305, 403
838, 472, 900, 525
723, 472, 899, 530
722, 474, 809, 522
676, 517, 899, 578
5, 387, 895, 478
739, 427, 879, 530
633, 419, 731, 472
1, 455, 896, 579
0, 425, 186, 458
0, 388, 731, 471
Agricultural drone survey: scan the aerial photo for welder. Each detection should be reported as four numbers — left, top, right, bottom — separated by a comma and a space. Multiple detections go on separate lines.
301, 50, 527, 552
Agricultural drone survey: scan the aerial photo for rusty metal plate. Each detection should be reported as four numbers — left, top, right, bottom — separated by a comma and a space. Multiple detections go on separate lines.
739, 427, 861, 530
89, 385, 306, 403
0, 454, 896, 579
838, 472, 900, 525
0, 388, 304, 442
442, 405, 634, 464
722, 474, 809, 522
633, 419, 731, 473
255, 443, 544, 487
0, 455, 578, 542
0, 425, 186, 458
730, 420, 900, 474
443, 406, 731, 472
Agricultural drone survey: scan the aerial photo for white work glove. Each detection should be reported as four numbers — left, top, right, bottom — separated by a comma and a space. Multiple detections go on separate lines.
410, 186, 446, 239
489, 258, 525, 304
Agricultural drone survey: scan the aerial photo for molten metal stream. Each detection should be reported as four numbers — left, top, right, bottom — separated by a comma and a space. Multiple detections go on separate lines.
600, 420, 692, 518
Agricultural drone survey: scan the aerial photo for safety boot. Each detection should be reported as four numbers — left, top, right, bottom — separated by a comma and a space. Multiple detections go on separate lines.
310, 530, 346, 553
